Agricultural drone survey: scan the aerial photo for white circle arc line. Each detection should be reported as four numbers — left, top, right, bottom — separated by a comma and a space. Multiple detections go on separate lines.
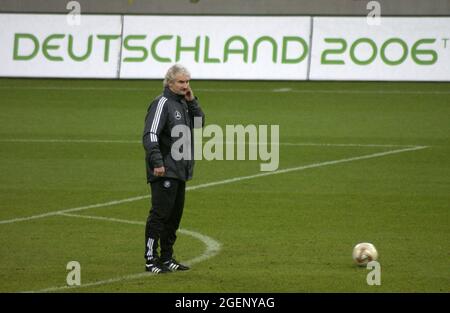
22, 213, 222, 293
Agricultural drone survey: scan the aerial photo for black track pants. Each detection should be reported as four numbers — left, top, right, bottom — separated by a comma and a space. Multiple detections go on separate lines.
144, 178, 186, 261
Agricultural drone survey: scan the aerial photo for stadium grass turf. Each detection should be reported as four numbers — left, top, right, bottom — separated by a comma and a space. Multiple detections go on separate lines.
0, 78, 449, 292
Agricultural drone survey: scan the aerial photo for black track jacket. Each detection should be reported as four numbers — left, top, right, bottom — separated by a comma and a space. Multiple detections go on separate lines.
143, 87, 205, 183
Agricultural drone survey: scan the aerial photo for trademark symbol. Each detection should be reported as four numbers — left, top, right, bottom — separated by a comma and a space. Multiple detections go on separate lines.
442, 38, 449, 49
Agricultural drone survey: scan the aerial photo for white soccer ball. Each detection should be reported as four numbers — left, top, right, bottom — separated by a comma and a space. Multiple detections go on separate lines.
352, 242, 378, 266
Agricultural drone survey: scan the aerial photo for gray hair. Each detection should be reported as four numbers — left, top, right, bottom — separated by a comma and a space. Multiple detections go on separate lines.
163, 64, 191, 87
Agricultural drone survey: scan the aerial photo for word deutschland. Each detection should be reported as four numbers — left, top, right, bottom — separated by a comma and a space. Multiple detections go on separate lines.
13, 33, 309, 64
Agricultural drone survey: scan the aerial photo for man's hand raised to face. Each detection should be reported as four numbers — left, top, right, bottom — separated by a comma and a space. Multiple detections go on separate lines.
185, 86, 195, 102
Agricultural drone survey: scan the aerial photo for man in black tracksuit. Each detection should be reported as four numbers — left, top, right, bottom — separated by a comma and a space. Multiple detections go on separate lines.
142, 64, 204, 274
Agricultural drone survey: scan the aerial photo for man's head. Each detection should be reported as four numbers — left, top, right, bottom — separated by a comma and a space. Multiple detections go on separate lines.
163, 64, 191, 96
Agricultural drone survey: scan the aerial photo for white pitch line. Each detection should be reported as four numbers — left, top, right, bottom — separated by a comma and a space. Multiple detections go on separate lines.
58, 212, 144, 225
0, 85, 449, 95
0, 145, 428, 225
0, 86, 154, 91
279, 142, 417, 148
58, 212, 222, 266
26, 272, 150, 293
273, 88, 293, 92
0, 138, 141, 144
0, 138, 417, 148
186, 145, 428, 191
23, 212, 221, 292
0, 195, 149, 225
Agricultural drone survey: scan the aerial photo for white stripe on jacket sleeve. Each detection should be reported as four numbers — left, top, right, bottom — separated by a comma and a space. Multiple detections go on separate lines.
149, 97, 167, 142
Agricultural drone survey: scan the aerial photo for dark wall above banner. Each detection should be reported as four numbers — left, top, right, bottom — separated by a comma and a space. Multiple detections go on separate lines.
0, 0, 450, 16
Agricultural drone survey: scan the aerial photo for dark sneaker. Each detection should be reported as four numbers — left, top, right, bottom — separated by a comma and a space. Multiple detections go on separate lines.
145, 259, 170, 274
163, 259, 190, 271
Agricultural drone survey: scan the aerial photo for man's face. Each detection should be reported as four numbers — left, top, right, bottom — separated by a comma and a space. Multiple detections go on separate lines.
168, 73, 190, 96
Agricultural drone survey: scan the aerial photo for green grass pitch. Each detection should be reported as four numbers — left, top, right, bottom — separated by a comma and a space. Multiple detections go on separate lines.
0, 78, 449, 292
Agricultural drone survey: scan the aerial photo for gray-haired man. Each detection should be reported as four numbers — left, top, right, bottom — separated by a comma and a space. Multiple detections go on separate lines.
142, 64, 205, 273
